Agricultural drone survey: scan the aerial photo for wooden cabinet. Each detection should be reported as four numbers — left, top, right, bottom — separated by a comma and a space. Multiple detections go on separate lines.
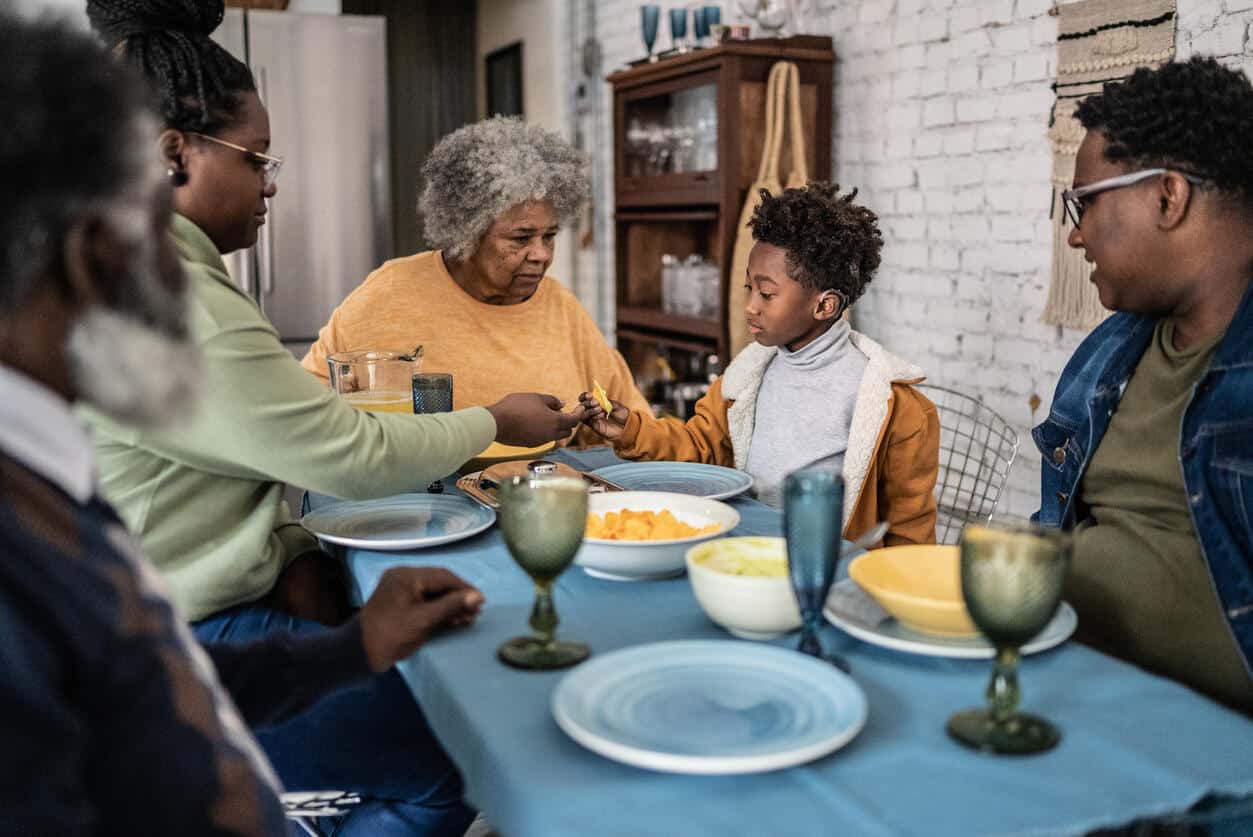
607, 35, 834, 393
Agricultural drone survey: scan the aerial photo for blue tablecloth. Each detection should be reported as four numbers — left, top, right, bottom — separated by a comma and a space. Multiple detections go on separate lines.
313, 448, 1253, 837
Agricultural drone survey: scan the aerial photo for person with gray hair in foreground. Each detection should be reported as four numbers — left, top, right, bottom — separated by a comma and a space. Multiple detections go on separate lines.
301, 116, 650, 447
0, 12, 492, 836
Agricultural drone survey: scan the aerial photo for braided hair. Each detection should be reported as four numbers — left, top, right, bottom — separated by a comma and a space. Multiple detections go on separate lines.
87, 0, 255, 135
749, 182, 883, 303
1075, 56, 1253, 215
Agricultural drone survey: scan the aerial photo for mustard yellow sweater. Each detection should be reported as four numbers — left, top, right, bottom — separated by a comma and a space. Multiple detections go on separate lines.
301, 250, 649, 446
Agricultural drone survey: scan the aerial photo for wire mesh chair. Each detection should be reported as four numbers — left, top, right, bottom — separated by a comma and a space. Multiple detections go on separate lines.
916, 384, 1020, 545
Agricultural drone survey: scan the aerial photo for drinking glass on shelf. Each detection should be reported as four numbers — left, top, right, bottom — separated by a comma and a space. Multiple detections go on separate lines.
328, 349, 422, 414
947, 519, 1071, 755
676, 254, 705, 316
626, 117, 649, 176
693, 6, 710, 46
698, 260, 721, 319
641, 4, 661, 63
783, 468, 849, 671
497, 475, 592, 670
669, 7, 688, 52
661, 253, 679, 315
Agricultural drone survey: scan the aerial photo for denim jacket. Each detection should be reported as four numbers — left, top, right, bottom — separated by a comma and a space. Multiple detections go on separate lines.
1032, 280, 1253, 673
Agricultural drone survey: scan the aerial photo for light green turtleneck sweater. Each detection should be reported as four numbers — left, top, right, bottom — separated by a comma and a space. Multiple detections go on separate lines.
82, 215, 496, 621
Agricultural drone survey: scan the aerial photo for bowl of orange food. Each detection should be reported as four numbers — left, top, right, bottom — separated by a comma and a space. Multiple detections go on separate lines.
578, 491, 740, 581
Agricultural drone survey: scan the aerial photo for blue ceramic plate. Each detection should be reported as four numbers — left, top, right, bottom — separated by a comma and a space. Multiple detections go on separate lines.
824, 579, 1077, 659
300, 494, 495, 551
592, 462, 753, 501
552, 640, 867, 774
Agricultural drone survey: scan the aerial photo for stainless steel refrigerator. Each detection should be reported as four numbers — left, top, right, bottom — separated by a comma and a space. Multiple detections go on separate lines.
213, 9, 392, 359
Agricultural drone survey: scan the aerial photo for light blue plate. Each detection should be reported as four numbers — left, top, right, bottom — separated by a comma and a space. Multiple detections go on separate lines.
592, 462, 753, 501
300, 494, 495, 551
551, 640, 867, 774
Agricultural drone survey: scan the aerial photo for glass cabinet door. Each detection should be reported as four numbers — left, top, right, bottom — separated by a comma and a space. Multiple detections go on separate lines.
623, 82, 718, 177
616, 69, 720, 205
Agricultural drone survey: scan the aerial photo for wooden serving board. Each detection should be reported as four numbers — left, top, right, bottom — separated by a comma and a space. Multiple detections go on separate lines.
457, 461, 623, 510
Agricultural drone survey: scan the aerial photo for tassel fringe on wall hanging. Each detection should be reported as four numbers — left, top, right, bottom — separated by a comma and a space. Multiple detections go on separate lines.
1043, 0, 1176, 330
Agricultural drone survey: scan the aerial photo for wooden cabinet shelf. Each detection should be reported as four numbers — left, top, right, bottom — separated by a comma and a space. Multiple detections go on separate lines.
609, 35, 834, 368
617, 306, 722, 340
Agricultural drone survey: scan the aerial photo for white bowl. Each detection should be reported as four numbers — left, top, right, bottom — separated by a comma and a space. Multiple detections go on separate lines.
685, 537, 802, 640
577, 491, 740, 581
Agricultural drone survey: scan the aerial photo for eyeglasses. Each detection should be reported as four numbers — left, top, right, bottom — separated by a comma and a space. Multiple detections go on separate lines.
187, 131, 283, 187
1061, 168, 1205, 227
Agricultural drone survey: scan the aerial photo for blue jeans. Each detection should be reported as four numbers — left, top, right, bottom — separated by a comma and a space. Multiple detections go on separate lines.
194, 606, 475, 837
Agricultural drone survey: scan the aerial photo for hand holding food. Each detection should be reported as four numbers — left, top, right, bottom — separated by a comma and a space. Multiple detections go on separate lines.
592, 379, 613, 412
578, 383, 630, 441
488, 392, 582, 446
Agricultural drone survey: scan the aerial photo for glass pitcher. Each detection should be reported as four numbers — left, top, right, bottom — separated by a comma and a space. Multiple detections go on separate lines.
327, 348, 423, 414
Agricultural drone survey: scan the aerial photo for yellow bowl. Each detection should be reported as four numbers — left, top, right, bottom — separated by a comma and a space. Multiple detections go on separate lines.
847, 545, 978, 638
460, 441, 557, 474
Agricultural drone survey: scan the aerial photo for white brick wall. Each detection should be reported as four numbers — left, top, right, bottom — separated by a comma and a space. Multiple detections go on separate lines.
588, 0, 1253, 516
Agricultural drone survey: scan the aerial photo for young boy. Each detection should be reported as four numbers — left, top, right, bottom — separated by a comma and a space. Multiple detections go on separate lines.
580, 183, 939, 547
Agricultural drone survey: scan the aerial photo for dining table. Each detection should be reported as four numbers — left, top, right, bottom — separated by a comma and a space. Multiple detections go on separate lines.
307, 447, 1253, 837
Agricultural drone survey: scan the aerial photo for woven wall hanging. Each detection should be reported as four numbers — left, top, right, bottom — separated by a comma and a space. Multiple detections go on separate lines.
1043, 0, 1176, 330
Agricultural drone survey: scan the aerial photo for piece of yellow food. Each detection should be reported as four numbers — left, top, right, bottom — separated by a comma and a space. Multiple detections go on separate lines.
586, 509, 721, 541
591, 379, 612, 413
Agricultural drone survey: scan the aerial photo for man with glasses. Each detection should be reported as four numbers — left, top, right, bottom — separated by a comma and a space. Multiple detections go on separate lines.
1035, 57, 1253, 715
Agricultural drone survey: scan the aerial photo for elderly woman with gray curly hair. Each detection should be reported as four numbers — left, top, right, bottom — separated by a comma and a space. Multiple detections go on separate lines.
302, 116, 650, 445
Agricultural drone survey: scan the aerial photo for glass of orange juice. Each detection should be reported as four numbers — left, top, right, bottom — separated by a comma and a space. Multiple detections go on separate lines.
328, 350, 422, 414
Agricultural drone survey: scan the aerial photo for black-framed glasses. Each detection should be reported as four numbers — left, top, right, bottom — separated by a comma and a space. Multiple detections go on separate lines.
187, 131, 283, 187
1061, 168, 1206, 227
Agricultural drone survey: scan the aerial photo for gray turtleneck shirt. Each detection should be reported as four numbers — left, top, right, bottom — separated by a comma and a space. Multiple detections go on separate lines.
744, 319, 868, 508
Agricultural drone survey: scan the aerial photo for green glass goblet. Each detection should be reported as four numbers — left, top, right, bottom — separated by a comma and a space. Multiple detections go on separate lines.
497, 475, 591, 670
947, 520, 1071, 755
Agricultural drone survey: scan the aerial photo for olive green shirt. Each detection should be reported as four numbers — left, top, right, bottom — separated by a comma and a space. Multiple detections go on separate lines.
82, 215, 497, 621
1070, 319, 1253, 714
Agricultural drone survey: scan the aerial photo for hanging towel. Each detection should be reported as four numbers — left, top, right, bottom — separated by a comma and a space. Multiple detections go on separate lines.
727, 61, 811, 357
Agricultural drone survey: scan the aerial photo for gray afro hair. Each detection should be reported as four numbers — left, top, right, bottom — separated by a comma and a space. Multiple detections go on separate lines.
419, 116, 590, 261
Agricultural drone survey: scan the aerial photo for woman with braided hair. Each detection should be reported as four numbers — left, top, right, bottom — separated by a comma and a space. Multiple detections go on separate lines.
82, 1, 574, 833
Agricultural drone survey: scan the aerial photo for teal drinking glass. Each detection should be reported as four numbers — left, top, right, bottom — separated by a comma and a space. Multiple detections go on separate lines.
497, 475, 591, 670
669, 7, 688, 52
641, 4, 660, 61
783, 468, 848, 671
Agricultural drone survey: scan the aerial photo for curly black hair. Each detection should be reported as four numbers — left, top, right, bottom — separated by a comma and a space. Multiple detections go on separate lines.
87, 0, 255, 135
748, 182, 883, 303
1075, 56, 1253, 214
1, 12, 154, 318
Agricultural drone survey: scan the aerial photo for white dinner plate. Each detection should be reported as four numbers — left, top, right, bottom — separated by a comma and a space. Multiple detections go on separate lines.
300, 494, 495, 551
551, 640, 867, 774
823, 579, 1077, 659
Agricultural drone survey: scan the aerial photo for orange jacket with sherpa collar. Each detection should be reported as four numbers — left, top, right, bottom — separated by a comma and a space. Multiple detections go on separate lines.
613, 331, 940, 548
